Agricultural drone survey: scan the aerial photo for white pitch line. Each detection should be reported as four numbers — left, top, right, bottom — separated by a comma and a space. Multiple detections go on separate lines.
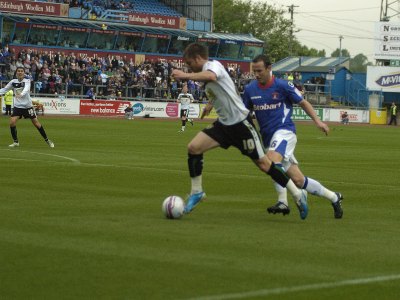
187, 274, 400, 300
0, 149, 80, 165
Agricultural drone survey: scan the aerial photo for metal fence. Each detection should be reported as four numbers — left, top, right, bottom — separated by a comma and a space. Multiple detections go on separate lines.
1, 79, 371, 108
0, 80, 193, 102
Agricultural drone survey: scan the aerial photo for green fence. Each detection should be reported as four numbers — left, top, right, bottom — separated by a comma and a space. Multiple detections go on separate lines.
291, 107, 323, 121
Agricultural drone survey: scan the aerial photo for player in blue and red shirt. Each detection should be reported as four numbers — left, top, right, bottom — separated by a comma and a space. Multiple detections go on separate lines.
242, 55, 343, 219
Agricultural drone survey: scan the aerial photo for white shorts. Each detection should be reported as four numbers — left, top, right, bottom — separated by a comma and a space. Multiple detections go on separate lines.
267, 129, 298, 170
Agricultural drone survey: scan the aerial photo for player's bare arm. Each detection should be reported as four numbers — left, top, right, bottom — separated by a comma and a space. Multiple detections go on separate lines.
299, 99, 329, 135
0, 81, 13, 95
171, 69, 216, 82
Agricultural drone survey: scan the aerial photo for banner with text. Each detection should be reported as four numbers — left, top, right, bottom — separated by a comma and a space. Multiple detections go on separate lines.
0, 0, 69, 17
1, 97, 80, 115
128, 13, 186, 30
292, 107, 323, 121
366, 65, 400, 92
35, 97, 80, 114
131, 101, 179, 118
80, 100, 131, 115
80, 100, 181, 118
374, 22, 400, 60
323, 108, 369, 123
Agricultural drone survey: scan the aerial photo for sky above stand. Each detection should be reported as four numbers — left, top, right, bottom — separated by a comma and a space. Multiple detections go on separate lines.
262, 0, 384, 61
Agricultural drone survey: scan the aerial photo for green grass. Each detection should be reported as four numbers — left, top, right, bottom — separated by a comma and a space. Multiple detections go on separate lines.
0, 116, 399, 300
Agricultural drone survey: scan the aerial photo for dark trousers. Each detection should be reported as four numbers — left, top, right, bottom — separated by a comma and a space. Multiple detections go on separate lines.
389, 115, 397, 125
5, 105, 11, 115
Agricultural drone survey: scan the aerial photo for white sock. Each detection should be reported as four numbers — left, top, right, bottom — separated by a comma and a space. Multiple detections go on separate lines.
304, 177, 337, 203
285, 179, 302, 203
273, 181, 288, 205
191, 175, 203, 194
181, 126, 185, 131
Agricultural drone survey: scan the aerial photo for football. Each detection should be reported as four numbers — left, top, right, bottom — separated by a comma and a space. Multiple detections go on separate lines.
162, 196, 185, 219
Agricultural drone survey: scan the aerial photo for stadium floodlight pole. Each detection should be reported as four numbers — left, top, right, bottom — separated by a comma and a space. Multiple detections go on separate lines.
287, 4, 299, 56
339, 35, 344, 63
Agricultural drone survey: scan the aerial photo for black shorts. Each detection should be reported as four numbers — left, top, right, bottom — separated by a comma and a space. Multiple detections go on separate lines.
180, 109, 189, 118
202, 115, 265, 160
12, 107, 37, 119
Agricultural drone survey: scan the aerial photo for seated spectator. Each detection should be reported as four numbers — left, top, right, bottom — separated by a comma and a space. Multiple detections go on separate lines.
341, 111, 349, 125
86, 87, 96, 101
124, 103, 134, 120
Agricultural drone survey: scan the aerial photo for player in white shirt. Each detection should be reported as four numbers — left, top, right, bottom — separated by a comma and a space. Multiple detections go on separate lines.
0, 67, 54, 148
171, 43, 308, 219
177, 84, 194, 132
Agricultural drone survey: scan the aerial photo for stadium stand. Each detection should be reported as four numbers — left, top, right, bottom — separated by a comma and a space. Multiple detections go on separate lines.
80, 0, 182, 20
0, 0, 263, 101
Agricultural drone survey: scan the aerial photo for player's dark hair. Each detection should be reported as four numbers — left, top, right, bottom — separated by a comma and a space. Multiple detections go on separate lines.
253, 55, 272, 68
183, 43, 209, 60
16, 66, 25, 72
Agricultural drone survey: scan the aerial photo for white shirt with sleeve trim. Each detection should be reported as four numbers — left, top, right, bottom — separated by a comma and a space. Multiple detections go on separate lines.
0, 78, 33, 109
177, 93, 194, 110
203, 60, 249, 125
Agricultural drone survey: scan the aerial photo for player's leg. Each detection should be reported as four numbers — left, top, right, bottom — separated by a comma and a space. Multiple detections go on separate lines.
184, 130, 220, 213
263, 130, 307, 218
230, 119, 307, 219
188, 111, 194, 126
255, 155, 307, 219
9, 115, 19, 147
264, 149, 291, 215
180, 109, 187, 132
31, 117, 54, 148
286, 165, 343, 219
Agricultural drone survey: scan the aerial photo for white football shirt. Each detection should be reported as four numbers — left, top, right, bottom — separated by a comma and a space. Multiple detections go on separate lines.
177, 93, 194, 110
0, 78, 32, 108
203, 60, 249, 125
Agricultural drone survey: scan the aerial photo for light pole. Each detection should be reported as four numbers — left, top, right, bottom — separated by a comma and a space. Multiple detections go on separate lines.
339, 35, 344, 63
287, 4, 299, 56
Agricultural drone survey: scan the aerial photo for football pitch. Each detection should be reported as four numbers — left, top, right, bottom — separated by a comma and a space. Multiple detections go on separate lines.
0, 116, 399, 300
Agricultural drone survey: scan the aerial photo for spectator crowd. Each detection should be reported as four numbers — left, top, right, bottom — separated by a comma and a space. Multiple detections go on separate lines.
0, 44, 252, 102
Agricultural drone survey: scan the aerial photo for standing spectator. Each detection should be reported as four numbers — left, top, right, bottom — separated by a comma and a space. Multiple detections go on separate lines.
99, 69, 109, 94
16, 58, 24, 69
388, 102, 397, 125
30, 58, 38, 80
187, 79, 195, 95
8, 60, 17, 79
170, 79, 178, 99
4, 89, 13, 115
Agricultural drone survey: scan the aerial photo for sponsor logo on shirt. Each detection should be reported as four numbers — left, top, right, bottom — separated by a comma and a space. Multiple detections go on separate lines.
253, 102, 282, 111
